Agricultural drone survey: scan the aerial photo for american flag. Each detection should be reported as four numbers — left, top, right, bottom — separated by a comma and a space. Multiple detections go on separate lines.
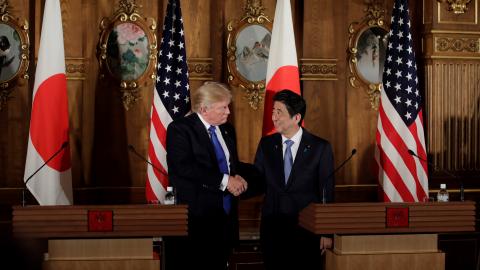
146, 0, 190, 203
375, 0, 428, 202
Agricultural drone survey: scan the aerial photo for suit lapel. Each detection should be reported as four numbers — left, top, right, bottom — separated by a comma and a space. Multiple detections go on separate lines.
270, 134, 286, 188
191, 114, 217, 163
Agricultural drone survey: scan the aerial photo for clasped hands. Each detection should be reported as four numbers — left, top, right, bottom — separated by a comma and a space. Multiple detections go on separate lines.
227, 175, 248, 196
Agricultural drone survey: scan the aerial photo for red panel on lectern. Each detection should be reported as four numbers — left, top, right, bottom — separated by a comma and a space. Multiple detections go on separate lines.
386, 207, 409, 228
88, 210, 113, 232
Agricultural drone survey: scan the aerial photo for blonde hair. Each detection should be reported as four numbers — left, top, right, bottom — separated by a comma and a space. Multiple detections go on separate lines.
191, 81, 232, 112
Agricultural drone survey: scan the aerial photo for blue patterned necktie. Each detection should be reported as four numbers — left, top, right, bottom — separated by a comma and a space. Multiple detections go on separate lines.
208, 126, 231, 214
284, 140, 294, 184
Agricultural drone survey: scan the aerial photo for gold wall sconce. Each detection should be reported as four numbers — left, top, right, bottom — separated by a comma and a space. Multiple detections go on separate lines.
437, 0, 472, 14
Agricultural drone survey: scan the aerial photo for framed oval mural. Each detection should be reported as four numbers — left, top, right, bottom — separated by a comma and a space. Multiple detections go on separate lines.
97, 0, 157, 110
0, 1, 29, 111
348, 2, 389, 110
227, 1, 272, 110
106, 22, 150, 81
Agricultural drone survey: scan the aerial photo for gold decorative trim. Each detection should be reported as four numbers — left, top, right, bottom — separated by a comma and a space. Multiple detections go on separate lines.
65, 58, 86, 80
299, 58, 337, 81
187, 58, 213, 81
428, 55, 480, 59
435, 37, 480, 52
437, 0, 478, 24
66, 64, 86, 73
430, 30, 480, 34
437, 0, 472, 14
226, 0, 272, 110
97, 0, 157, 111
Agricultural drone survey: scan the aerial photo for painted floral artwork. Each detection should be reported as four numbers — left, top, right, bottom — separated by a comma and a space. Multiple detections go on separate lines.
107, 22, 149, 81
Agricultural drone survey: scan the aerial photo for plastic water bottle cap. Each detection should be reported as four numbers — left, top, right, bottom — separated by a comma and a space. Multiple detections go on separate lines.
440, 184, 446, 189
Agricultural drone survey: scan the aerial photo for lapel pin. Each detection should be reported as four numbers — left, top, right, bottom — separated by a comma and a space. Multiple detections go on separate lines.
304, 145, 311, 152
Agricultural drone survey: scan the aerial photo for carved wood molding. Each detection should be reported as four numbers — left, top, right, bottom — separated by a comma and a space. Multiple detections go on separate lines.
424, 32, 480, 59
187, 58, 213, 81
64, 57, 213, 81
436, 37, 479, 52
299, 58, 338, 81
65, 58, 87, 80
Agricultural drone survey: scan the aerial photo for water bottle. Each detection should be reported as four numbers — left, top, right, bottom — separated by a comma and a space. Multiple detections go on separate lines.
437, 184, 449, 202
164, 186, 176, 205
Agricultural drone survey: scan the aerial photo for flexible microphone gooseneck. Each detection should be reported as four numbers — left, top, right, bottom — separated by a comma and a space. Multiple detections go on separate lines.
408, 149, 464, 201
23, 141, 69, 207
326, 149, 357, 179
128, 144, 167, 177
322, 148, 357, 204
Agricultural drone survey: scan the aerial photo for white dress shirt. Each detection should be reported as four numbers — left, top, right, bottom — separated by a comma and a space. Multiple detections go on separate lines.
281, 127, 303, 162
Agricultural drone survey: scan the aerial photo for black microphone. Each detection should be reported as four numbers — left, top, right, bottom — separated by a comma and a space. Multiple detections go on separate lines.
408, 149, 464, 201
326, 148, 357, 179
128, 144, 167, 177
322, 148, 357, 204
23, 141, 69, 207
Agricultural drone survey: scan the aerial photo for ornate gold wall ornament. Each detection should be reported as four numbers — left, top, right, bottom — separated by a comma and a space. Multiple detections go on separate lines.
244, 0, 265, 17
436, 37, 479, 52
300, 59, 338, 81
437, 0, 472, 14
97, 0, 157, 110
187, 58, 213, 81
226, 0, 272, 110
348, 1, 389, 110
66, 63, 86, 74
0, 0, 30, 111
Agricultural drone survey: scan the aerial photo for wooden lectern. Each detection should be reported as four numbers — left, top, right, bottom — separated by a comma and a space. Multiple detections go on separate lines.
12, 204, 188, 270
299, 201, 476, 270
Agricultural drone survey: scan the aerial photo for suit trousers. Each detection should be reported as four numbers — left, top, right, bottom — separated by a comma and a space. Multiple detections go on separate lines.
165, 211, 234, 270
260, 215, 322, 270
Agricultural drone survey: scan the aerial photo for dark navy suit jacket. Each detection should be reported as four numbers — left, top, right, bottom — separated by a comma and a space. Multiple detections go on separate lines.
254, 129, 335, 218
166, 113, 240, 241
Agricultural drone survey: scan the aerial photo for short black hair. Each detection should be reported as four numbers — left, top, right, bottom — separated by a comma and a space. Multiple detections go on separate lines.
273, 89, 306, 124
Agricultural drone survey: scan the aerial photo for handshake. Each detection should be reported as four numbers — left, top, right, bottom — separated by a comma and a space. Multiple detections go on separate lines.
227, 175, 248, 196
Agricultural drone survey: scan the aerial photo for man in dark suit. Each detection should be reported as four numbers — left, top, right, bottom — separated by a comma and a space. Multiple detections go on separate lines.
166, 82, 248, 270
254, 89, 335, 270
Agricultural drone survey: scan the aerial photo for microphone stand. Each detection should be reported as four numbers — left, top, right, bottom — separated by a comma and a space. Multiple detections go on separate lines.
322, 148, 357, 204
128, 145, 167, 177
408, 149, 464, 201
23, 142, 69, 207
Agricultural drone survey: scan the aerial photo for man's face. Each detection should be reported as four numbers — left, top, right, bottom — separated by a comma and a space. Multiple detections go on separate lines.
272, 101, 300, 136
201, 99, 231, 126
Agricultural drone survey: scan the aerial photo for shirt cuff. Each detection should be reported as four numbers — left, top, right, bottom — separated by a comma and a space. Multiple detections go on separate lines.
220, 174, 229, 191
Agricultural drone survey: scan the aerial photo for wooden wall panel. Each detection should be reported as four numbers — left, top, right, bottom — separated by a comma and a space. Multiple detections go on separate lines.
302, 0, 347, 183
0, 0, 31, 188
0, 0, 479, 207
426, 61, 480, 171
423, 0, 480, 180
